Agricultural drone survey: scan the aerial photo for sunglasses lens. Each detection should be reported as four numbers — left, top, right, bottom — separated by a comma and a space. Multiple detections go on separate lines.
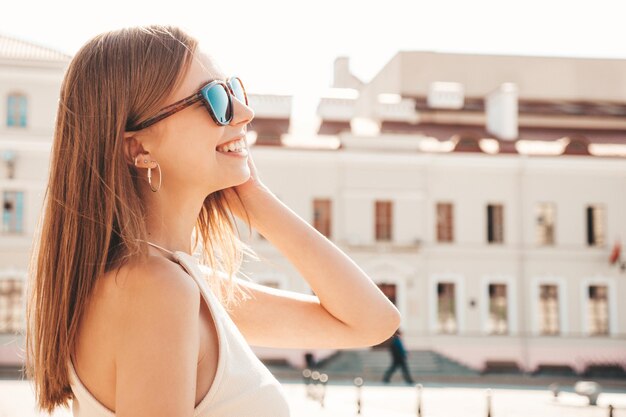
203, 83, 232, 124
229, 77, 248, 105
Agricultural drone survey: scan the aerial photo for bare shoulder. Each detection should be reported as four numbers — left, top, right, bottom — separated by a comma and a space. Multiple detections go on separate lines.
111, 254, 200, 308
109, 254, 202, 351
111, 255, 202, 415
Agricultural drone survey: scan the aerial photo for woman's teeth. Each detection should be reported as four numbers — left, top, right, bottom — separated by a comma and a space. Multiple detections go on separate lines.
217, 139, 244, 152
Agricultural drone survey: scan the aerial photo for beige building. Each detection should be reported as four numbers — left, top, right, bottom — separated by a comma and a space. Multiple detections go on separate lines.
0, 34, 69, 367
245, 51, 626, 374
1, 35, 625, 377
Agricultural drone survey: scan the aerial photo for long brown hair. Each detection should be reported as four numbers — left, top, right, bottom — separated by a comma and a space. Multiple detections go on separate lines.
23, 24, 256, 413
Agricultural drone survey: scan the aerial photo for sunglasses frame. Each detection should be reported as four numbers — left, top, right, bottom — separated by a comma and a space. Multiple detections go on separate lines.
126, 76, 248, 131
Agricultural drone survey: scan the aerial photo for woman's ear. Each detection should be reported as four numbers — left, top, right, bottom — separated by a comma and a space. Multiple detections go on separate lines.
123, 131, 143, 166
123, 133, 157, 169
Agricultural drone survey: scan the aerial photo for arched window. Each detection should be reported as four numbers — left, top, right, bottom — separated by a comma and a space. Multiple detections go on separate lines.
7, 93, 28, 127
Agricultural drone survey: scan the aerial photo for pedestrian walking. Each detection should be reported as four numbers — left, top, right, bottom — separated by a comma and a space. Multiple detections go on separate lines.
382, 328, 415, 384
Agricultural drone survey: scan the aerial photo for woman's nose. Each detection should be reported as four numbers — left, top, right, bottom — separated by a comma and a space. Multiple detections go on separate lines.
231, 95, 254, 126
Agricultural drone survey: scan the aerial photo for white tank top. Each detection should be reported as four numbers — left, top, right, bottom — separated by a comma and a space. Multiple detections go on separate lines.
68, 241, 291, 416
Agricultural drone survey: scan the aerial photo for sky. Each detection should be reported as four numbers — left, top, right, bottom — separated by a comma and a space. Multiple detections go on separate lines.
1, 0, 624, 137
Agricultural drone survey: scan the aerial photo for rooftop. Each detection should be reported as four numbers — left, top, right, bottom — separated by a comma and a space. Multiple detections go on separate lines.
0, 33, 71, 64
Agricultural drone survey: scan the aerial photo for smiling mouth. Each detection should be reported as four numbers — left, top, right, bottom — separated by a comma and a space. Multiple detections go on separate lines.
216, 138, 246, 152
216, 144, 245, 152
216, 144, 248, 156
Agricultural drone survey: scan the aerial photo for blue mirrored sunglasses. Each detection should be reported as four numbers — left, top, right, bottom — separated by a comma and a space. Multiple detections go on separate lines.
126, 76, 248, 131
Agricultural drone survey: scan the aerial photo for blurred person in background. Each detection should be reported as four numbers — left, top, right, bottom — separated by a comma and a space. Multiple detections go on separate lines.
382, 328, 415, 384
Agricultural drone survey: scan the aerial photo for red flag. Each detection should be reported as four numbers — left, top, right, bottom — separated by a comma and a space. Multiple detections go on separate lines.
609, 241, 621, 265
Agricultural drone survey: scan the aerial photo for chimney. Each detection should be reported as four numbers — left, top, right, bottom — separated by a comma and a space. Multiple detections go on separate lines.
486, 83, 518, 141
333, 56, 363, 90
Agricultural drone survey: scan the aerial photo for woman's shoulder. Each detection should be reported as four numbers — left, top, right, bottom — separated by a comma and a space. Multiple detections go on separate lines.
73, 254, 202, 394
108, 255, 203, 412
104, 254, 201, 316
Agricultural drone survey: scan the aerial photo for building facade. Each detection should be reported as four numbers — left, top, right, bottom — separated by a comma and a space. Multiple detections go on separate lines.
247, 51, 626, 373
243, 145, 625, 373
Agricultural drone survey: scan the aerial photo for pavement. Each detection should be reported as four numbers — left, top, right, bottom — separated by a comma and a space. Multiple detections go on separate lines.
2, 379, 626, 416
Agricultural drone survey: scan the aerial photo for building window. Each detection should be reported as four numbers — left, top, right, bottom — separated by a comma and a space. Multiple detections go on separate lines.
2, 150, 17, 179
437, 282, 456, 333
588, 285, 609, 335
487, 203, 504, 244
0, 279, 24, 334
539, 284, 559, 335
436, 202, 454, 242
488, 284, 507, 334
586, 205, 605, 247
2, 191, 24, 234
375, 200, 392, 241
536, 202, 555, 245
7, 93, 28, 127
313, 198, 332, 238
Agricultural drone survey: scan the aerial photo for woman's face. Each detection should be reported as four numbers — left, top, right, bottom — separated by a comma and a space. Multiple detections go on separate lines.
126, 46, 255, 196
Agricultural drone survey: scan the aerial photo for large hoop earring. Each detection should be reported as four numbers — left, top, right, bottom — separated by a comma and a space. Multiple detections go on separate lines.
147, 162, 162, 192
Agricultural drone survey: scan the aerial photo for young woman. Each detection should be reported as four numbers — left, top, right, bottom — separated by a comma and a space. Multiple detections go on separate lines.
24, 24, 401, 416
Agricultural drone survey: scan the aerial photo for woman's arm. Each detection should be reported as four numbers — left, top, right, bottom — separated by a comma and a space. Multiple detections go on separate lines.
242, 187, 401, 341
